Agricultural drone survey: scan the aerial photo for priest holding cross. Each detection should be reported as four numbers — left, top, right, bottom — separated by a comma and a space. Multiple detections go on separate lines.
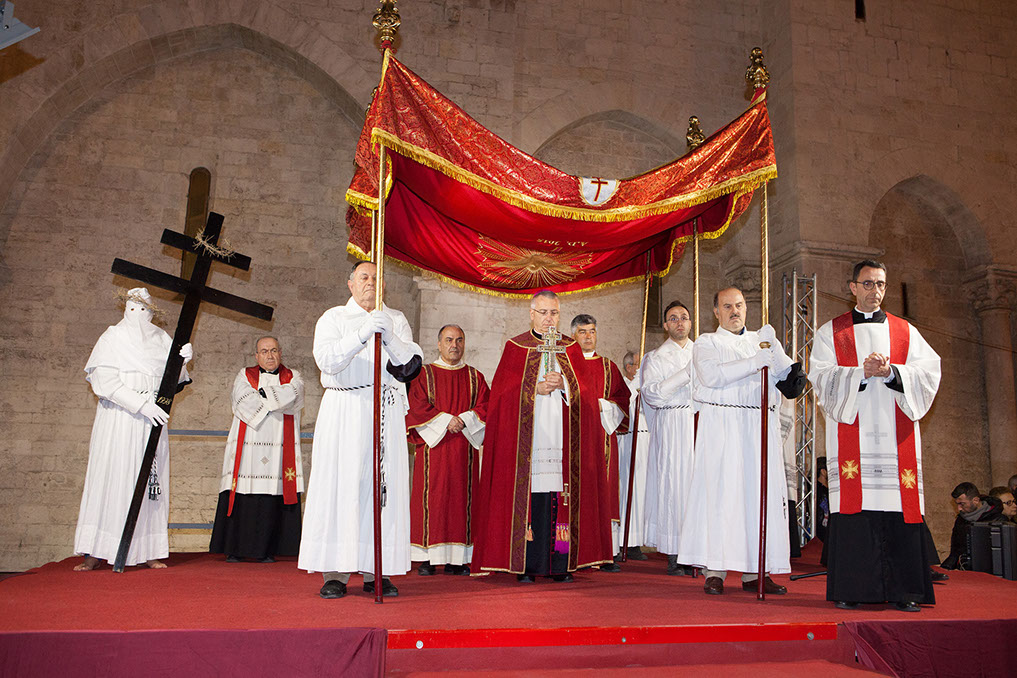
472, 291, 616, 582
809, 260, 941, 612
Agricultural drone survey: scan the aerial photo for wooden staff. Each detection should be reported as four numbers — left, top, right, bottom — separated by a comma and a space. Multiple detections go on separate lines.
621, 257, 652, 561
372, 144, 387, 603
757, 180, 770, 601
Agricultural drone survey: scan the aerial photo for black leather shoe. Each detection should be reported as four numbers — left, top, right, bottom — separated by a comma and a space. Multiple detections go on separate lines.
551, 572, 574, 583
225, 555, 241, 563
418, 562, 436, 576
667, 564, 686, 576
451, 564, 470, 575
742, 576, 787, 595
930, 569, 949, 582
895, 601, 921, 612
600, 562, 621, 573
835, 601, 859, 610
517, 574, 536, 583
626, 546, 648, 561
363, 578, 399, 597
319, 580, 347, 599
704, 576, 724, 595
258, 556, 275, 563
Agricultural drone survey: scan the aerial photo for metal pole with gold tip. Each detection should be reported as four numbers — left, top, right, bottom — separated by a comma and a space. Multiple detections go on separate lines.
746, 46, 772, 601
686, 116, 706, 338
371, 0, 400, 604
621, 254, 652, 562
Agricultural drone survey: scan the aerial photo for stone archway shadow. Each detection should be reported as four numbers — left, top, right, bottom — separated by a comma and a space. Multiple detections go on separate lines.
0, 1, 379, 213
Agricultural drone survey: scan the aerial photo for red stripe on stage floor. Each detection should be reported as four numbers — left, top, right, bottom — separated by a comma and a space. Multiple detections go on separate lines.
387, 622, 838, 649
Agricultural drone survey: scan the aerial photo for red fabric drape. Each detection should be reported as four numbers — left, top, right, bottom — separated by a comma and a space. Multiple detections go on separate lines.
345, 54, 776, 296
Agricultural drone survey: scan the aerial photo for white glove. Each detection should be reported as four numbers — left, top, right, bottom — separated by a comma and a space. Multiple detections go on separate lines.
140, 401, 169, 426
371, 310, 394, 342
751, 346, 774, 372
179, 343, 193, 364
757, 324, 777, 346
757, 325, 793, 374
357, 317, 375, 343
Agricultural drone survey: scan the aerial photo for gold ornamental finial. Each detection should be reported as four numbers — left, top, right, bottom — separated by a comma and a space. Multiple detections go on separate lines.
745, 47, 770, 90
686, 116, 705, 151
373, 0, 401, 52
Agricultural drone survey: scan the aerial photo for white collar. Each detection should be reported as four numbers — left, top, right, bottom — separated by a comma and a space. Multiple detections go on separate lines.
433, 357, 466, 370
583, 350, 596, 358
854, 306, 880, 319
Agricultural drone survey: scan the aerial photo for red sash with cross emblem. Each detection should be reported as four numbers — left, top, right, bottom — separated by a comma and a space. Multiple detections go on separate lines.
832, 312, 921, 523
227, 365, 297, 516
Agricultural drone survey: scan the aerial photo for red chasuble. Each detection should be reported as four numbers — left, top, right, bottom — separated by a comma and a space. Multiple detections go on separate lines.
580, 354, 631, 525
471, 331, 615, 574
406, 363, 490, 549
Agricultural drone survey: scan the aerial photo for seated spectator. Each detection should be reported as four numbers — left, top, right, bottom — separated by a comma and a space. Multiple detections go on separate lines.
988, 486, 1016, 524
1009, 475, 1017, 495
942, 482, 1005, 570
815, 456, 829, 543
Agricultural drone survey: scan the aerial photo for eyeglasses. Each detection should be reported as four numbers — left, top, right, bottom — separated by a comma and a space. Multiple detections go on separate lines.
853, 280, 887, 291
1004, 499, 1015, 506
666, 315, 689, 324
532, 309, 560, 317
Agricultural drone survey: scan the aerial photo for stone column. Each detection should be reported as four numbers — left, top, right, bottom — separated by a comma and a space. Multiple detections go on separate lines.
966, 268, 1017, 486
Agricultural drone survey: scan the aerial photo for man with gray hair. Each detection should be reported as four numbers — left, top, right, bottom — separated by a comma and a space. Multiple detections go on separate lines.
406, 324, 490, 576
571, 313, 631, 570
617, 350, 650, 561
472, 290, 616, 582
210, 335, 304, 563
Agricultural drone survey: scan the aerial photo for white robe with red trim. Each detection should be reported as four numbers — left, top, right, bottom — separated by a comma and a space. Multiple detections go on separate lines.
218, 368, 305, 496
809, 313, 940, 515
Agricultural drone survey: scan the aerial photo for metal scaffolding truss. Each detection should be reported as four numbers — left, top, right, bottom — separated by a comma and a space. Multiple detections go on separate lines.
781, 270, 818, 546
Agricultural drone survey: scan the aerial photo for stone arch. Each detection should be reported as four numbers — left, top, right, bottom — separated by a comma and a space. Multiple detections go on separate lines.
869, 174, 991, 270
531, 109, 685, 180
0, 0, 377, 212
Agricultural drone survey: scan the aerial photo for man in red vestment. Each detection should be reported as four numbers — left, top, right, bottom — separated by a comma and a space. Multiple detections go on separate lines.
406, 324, 490, 576
472, 291, 616, 583
571, 314, 631, 571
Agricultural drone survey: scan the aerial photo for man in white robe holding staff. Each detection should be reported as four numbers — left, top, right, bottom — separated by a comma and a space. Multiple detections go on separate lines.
298, 261, 422, 599
640, 300, 696, 575
808, 260, 940, 612
676, 286, 807, 595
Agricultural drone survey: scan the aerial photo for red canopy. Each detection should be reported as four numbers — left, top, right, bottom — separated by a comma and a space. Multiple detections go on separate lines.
346, 52, 776, 297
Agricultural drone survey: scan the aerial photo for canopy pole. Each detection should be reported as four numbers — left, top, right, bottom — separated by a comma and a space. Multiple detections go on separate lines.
369, 0, 399, 606
621, 255, 652, 562
686, 116, 706, 338
746, 46, 772, 601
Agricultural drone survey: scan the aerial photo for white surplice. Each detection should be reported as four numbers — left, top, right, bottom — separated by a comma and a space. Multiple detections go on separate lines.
298, 297, 422, 576
218, 368, 305, 496
676, 327, 792, 575
74, 319, 189, 566
617, 374, 650, 547
808, 311, 940, 514
530, 354, 571, 493
639, 338, 695, 554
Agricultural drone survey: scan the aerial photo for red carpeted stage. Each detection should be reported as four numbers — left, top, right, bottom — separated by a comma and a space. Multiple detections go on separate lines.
1, 541, 1014, 677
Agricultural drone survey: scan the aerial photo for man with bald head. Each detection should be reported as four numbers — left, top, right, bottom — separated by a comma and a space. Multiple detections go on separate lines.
406, 324, 490, 576
472, 291, 616, 583
299, 260, 423, 599
677, 286, 806, 595
210, 336, 304, 563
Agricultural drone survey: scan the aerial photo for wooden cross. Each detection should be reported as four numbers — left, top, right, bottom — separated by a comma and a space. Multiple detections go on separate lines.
537, 325, 566, 373
109, 211, 273, 572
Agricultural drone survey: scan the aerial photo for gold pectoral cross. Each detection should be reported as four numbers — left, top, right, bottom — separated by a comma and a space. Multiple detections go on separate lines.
562, 482, 570, 507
